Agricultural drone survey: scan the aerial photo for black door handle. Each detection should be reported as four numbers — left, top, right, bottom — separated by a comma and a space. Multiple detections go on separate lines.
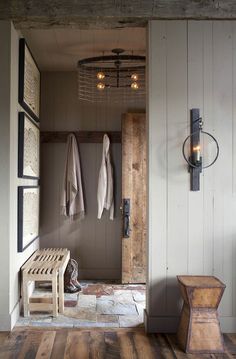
123, 199, 131, 238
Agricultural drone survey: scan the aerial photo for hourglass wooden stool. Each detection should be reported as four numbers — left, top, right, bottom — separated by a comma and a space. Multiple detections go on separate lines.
177, 275, 225, 354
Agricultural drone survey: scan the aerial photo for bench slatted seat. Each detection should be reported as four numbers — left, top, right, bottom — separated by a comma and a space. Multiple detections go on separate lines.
21, 248, 70, 317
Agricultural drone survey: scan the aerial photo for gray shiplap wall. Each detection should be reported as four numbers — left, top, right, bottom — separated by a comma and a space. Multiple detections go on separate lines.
40, 72, 145, 279
146, 20, 236, 332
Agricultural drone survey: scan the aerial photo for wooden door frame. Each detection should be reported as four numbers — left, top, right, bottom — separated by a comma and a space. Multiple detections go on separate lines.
121, 112, 147, 284
8, 16, 150, 328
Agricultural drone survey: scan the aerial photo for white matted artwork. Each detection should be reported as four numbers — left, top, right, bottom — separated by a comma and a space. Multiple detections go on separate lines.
19, 38, 40, 122
18, 112, 40, 179
18, 186, 40, 252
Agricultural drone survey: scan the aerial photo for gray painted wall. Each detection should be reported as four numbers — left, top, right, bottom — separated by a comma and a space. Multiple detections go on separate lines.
0, 21, 11, 329
40, 72, 145, 279
0, 21, 39, 331
146, 20, 236, 333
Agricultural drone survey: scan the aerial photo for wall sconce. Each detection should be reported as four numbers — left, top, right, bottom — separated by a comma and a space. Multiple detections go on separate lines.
182, 109, 219, 191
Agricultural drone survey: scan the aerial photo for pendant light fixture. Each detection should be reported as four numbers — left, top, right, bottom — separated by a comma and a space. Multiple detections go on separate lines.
77, 48, 145, 103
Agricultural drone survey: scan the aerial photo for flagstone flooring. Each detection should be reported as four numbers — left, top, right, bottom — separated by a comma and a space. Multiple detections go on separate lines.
16, 281, 146, 328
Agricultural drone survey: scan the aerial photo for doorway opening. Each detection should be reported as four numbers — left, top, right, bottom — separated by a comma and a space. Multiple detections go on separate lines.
17, 27, 147, 328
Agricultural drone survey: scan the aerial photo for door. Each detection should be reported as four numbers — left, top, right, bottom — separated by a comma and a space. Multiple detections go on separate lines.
121, 113, 146, 283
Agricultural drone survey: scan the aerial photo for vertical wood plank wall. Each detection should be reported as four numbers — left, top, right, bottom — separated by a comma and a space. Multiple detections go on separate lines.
40, 72, 145, 279
147, 20, 236, 332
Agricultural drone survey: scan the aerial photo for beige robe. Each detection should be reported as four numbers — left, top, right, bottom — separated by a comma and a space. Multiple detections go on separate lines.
97, 134, 114, 220
61, 133, 85, 220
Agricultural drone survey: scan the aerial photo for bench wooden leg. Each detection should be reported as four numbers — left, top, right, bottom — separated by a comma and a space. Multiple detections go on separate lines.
23, 277, 29, 317
52, 276, 58, 317
58, 271, 64, 314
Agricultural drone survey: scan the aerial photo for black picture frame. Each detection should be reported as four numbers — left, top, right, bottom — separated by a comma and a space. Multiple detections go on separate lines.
19, 38, 41, 123
18, 112, 40, 179
18, 186, 40, 252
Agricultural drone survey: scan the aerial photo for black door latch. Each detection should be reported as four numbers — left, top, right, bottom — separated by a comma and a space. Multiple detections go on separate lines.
123, 198, 130, 238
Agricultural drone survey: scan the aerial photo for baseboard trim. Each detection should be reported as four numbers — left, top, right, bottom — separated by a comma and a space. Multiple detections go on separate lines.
79, 268, 121, 280
0, 313, 11, 331
219, 317, 236, 333
0, 301, 20, 331
144, 310, 236, 333
144, 310, 179, 333
10, 301, 20, 330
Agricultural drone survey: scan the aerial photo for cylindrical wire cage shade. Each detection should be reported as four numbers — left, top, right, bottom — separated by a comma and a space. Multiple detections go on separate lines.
77, 51, 146, 103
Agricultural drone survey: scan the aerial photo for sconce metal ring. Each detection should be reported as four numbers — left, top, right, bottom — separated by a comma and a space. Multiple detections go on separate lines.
182, 130, 219, 169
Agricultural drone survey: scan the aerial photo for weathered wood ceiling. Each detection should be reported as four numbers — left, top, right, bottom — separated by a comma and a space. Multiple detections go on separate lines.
0, 1, 236, 29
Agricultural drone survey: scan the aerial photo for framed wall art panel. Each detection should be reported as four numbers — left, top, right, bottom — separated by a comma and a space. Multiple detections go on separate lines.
19, 38, 40, 122
18, 112, 40, 179
18, 186, 40, 252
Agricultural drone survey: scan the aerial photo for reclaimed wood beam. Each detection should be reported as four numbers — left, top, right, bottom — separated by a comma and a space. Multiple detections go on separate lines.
1, 1, 236, 29
40, 131, 121, 143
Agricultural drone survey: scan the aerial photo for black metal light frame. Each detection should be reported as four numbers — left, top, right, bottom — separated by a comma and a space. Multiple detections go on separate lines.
182, 109, 219, 191
77, 48, 145, 89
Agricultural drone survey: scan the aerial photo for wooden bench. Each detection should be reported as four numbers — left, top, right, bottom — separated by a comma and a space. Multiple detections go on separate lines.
21, 248, 70, 317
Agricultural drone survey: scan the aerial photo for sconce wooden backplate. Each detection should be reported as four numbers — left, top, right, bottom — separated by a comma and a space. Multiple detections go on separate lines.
190, 109, 202, 191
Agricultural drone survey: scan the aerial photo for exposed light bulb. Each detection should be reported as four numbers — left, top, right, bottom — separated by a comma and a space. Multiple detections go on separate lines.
193, 145, 201, 162
97, 82, 105, 90
97, 72, 105, 80
131, 73, 139, 81
131, 82, 139, 90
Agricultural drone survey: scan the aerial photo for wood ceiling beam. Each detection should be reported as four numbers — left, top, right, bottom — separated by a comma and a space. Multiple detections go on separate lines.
0, 1, 236, 29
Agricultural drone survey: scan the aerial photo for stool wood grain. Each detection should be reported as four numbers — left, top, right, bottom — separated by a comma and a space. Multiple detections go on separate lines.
177, 275, 225, 354
21, 248, 70, 317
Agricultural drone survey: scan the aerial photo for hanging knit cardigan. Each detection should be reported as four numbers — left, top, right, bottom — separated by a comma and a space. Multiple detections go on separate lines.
97, 134, 114, 220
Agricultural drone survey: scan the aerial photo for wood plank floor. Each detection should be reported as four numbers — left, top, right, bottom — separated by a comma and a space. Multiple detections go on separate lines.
0, 328, 236, 359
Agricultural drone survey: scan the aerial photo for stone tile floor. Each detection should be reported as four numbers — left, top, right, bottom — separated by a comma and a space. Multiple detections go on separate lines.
16, 281, 146, 328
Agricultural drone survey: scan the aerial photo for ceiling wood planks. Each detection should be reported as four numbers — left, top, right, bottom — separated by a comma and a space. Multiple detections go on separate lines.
1, 1, 236, 29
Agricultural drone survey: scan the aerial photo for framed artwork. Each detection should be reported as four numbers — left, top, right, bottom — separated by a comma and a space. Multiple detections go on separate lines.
18, 186, 40, 252
19, 38, 40, 122
18, 112, 40, 179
